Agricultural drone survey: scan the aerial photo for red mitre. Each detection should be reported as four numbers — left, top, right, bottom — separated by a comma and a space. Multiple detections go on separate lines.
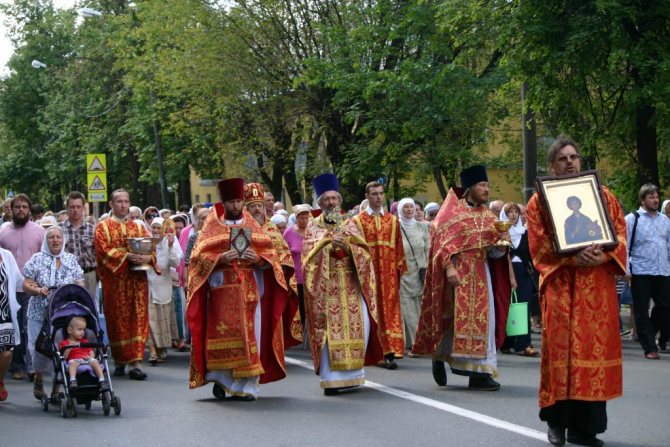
243, 182, 265, 205
217, 178, 245, 202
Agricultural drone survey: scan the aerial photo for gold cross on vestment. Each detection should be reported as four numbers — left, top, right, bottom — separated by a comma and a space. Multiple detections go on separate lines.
216, 322, 228, 334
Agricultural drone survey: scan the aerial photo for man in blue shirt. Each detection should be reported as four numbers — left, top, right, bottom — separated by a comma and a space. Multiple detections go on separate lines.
626, 183, 670, 359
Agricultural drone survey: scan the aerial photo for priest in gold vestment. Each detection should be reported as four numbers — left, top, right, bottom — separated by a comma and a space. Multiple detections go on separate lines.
352, 181, 406, 369
187, 178, 297, 401
302, 173, 383, 395
95, 189, 156, 381
527, 137, 626, 447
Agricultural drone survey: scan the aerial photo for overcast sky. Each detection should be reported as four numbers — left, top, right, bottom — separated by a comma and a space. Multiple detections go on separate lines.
0, 0, 76, 75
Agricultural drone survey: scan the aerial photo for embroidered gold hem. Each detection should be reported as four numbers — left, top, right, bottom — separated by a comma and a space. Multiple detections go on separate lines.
320, 378, 365, 389
444, 357, 499, 378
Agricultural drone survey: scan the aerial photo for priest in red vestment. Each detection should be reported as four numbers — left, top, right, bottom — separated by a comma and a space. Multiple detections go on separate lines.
352, 181, 406, 369
187, 178, 297, 401
413, 165, 513, 391
243, 182, 302, 349
527, 137, 626, 447
302, 173, 383, 395
95, 189, 156, 380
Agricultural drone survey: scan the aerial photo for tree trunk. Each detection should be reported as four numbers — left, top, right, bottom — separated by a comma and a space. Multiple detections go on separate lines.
636, 103, 658, 187
433, 167, 448, 199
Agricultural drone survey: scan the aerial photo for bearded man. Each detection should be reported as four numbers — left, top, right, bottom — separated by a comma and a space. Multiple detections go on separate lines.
187, 178, 298, 401
413, 165, 513, 391
0, 193, 46, 379
302, 173, 383, 395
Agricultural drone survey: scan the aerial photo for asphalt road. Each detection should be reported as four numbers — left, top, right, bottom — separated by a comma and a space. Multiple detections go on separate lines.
1, 335, 667, 447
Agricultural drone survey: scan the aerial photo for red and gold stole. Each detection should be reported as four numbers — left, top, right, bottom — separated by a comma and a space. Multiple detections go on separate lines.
413, 189, 499, 358
188, 210, 277, 384
353, 212, 407, 357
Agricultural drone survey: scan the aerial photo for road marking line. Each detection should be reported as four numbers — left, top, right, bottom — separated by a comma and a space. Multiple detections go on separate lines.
286, 356, 546, 442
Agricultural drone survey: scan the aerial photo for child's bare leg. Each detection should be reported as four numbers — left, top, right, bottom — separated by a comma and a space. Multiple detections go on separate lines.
68, 362, 78, 381
89, 359, 104, 379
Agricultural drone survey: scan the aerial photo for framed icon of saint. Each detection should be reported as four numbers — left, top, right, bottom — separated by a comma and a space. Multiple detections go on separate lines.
535, 170, 618, 255
230, 227, 252, 257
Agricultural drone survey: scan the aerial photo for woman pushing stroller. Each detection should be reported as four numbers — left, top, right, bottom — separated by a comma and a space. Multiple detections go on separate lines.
23, 225, 84, 399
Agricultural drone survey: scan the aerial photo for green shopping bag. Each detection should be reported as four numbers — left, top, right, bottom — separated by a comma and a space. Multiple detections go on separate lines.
506, 290, 529, 336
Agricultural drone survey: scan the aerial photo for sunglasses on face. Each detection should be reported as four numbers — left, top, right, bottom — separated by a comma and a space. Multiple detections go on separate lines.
148, 213, 159, 218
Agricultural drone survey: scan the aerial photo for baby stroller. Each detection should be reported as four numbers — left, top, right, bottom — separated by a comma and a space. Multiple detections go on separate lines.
39, 284, 121, 417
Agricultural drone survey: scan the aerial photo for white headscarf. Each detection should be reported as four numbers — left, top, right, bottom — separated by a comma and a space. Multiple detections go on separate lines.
499, 204, 525, 249
41, 226, 68, 287
271, 214, 287, 225
661, 199, 670, 217
397, 197, 416, 227
424, 202, 439, 214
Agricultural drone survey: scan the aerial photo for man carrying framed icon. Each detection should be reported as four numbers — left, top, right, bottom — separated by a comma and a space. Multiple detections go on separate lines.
526, 136, 627, 447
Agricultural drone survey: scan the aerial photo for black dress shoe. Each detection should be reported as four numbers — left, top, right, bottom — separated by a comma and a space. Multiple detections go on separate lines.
113, 366, 126, 377
547, 426, 566, 446
567, 430, 604, 447
128, 368, 147, 380
467, 376, 500, 391
212, 384, 226, 400
323, 385, 359, 396
230, 394, 257, 401
323, 388, 339, 396
431, 360, 447, 386
382, 356, 398, 370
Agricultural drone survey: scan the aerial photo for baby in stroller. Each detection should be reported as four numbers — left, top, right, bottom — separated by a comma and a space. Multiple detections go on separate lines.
41, 284, 120, 417
59, 317, 109, 391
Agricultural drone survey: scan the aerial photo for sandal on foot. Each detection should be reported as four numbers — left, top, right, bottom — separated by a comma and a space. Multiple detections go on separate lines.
33, 377, 45, 400
149, 354, 158, 366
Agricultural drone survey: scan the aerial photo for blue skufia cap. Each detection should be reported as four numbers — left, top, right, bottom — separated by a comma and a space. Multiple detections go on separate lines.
313, 173, 339, 197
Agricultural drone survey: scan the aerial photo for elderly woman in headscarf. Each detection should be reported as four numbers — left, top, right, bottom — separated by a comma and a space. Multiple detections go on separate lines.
22, 225, 84, 399
0, 248, 24, 402
499, 202, 538, 357
147, 217, 183, 365
397, 198, 430, 354
270, 213, 288, 233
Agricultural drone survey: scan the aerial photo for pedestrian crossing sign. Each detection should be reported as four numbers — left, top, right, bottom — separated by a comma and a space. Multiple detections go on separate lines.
86, 153, 107, 202
87, 173, 107, 202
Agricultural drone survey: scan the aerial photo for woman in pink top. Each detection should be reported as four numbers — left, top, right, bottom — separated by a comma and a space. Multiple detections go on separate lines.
282, 204, 311, 325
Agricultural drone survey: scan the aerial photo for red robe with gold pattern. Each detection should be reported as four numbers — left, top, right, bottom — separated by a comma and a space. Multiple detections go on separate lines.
413, 189, 511, 373
353, 211, 407, 357
526, 186, 626, 408
95, 217, 156, 364
187, 208, 299, 389
302, 214, 383, 374
262, 220, 302, 347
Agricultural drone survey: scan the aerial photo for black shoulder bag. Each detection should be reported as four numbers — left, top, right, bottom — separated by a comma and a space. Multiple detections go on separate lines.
400, 225, 426, 283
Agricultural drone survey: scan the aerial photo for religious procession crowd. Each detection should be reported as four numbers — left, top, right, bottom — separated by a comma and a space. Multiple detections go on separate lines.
1, 136, 670, 447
